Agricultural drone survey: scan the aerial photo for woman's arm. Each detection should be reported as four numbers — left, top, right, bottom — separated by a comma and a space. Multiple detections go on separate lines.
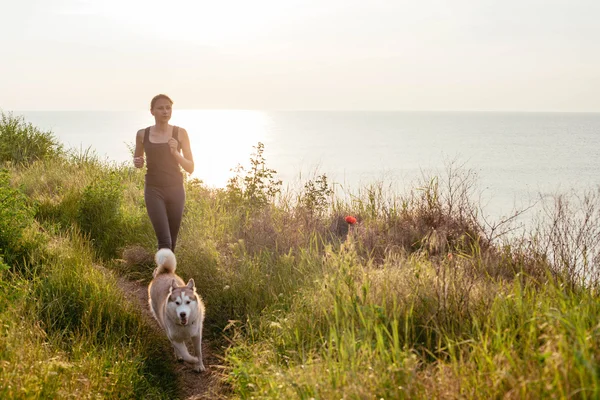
133, 129, 145, 168
168, 128, 194, 174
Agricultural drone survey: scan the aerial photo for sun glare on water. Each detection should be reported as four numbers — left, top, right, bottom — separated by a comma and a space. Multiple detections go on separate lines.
171, 110, 269, 188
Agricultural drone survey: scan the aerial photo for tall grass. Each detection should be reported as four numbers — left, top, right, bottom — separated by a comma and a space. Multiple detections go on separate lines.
35, 231, 178, 398
2, 114, 600, 398
0, 241, 178, 399
0, 111, 63, 165
220, 241, 600, 399
11, 153, 155, 260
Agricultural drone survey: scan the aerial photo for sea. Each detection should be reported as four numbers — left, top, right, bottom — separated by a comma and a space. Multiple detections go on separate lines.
13, 110, 600, 226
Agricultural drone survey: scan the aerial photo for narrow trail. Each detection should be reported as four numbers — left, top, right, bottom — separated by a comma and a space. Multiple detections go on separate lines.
116, 275, 226, 399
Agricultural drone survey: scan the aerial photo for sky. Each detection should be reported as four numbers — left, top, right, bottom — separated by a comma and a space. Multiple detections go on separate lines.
1, 0, 599, 111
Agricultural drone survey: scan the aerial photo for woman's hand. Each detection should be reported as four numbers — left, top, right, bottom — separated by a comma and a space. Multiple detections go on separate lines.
133, 156, 144, 168
168, 138, 179, 156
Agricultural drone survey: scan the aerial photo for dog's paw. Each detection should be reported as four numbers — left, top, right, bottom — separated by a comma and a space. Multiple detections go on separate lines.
193, 363, 206, 373
185, 356, 199, 364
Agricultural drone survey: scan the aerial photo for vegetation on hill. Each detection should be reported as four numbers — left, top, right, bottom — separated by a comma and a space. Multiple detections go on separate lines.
1, 111, 600, 399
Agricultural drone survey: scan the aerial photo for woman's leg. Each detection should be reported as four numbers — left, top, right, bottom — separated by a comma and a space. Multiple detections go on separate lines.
165, 184, 186, 252
144, 185, 172, 250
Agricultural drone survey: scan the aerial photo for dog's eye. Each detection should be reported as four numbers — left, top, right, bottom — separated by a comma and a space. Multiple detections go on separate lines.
175, 301, 181, 305
186, 300, 191, 305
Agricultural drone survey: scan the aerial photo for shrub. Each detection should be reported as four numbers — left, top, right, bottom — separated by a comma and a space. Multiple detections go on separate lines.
0, 169, 41, 268
226, 142, 282, 211
299, 173, 333, 217
0, 111, 63, 165
77, 172, 125, 259
534, 188, 600, 287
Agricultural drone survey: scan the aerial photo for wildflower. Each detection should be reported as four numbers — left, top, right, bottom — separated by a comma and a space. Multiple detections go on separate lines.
447, 253, 453, 261
345, 215, 357, 224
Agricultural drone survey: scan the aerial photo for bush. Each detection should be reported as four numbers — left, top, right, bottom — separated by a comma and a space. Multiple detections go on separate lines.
226, 142, 282, 211
299, 173, 333, 218
533, 189, 600, 287
0, 169, 41, 268
0, 112, 63, 165
77, 173, 125, 259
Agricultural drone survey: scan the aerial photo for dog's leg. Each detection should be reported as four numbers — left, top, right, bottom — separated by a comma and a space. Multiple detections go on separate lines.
172, 345, 183, 362
191, 332, 206, 372
171, 341, 198, 364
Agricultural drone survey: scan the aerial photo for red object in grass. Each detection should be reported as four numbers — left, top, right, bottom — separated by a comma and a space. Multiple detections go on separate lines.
345, 216, 357, 225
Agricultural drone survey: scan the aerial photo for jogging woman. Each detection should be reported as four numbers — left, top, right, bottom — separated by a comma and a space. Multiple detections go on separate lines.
133, 94, 194, 252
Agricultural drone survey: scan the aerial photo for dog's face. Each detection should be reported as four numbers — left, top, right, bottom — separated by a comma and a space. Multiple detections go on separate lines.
166, 279, 199, 326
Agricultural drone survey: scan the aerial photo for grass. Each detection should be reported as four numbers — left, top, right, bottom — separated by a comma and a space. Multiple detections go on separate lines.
219, 247, 600, 399
0, 242, 178, 399
1, 113, 600, 399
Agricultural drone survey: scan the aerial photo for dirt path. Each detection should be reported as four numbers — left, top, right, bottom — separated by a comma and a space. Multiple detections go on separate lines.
116, 275, 227, 399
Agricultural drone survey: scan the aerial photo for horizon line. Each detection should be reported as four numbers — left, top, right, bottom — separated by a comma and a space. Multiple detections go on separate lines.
5, 108, 600, 114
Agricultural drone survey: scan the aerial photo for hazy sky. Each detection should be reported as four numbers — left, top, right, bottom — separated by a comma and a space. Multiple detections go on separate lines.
2, 0, 599, 111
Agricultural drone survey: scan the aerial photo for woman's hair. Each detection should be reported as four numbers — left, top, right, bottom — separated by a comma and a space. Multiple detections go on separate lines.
150, 94, 174, 110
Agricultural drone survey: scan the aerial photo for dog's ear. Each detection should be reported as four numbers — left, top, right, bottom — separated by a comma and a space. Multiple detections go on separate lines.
186, 278, 195, 289
171, 279, 178, 290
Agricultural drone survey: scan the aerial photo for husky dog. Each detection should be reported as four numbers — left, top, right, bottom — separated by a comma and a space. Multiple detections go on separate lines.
148, 248, 206, 372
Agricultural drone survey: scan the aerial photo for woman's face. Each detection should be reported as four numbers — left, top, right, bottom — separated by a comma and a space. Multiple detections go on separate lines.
151, 98, 173, 122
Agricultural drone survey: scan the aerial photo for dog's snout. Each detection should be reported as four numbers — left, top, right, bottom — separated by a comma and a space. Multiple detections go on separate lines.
180, 312, 187, 318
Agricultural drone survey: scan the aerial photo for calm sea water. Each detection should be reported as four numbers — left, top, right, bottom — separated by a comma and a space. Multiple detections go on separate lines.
15, 110, 600, 221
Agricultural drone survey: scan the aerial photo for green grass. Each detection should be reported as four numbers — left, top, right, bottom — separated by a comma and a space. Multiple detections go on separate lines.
1, 114, 600, 399
0, 111, 63, 165
218, 248, 600, 399
0, 247, 178, 399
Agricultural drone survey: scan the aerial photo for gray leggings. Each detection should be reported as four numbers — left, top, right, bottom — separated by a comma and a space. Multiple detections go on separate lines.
144, 184, 186, 252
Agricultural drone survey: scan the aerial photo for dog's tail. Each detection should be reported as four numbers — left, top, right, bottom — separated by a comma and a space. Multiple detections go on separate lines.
153, 248, 177, 278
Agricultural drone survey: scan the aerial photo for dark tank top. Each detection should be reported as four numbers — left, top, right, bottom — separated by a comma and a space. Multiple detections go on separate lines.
143, 126, 183, 187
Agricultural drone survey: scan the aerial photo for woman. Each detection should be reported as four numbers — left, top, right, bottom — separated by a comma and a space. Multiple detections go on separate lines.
133, 94, 194, 252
